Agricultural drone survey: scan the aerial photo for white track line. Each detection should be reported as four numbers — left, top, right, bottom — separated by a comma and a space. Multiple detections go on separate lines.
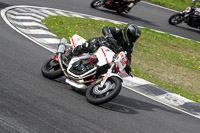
8, 14, 42, 23
8, 10, 45, 19
141, 1, 178, 12
41, 38, 60, 44
70, 13, 85, 18
10, 20, 47, 29
16, 28, 58, 37
54, 11, 71, 17
14, 8, 32, 12
41, 10, 58, 16
124, 84, 200, 119
1, 6, 55, 53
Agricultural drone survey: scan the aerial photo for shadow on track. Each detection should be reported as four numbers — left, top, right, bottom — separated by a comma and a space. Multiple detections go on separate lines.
100, 95, 181, 115
173, 25, 200, 34
53, 77, 180, 115
91, 8, 157, 27
51, 77, 180, 115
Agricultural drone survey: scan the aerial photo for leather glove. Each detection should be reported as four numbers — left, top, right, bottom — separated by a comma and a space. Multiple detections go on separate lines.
107, 37, 117, 46
73, 42, 90, 55
107, 37, 120, 53
72, 45, 82, 55
80, 42, 89, 52
116, 46, 124, 53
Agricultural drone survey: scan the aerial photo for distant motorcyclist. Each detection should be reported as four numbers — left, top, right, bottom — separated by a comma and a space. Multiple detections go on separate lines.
72, 22, 141, 75
192, 0, 200, 6
123, 0, 141, 13
111, 0, 141, 13
192, 0, 200, 28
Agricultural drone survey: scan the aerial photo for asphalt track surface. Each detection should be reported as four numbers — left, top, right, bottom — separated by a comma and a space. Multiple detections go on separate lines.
0, 0, 200, 133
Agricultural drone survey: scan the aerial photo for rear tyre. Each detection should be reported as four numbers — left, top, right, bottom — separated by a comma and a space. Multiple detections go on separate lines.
86, 77, 122, 105
91, 0, 104, 8
41, 58, 63, 79
168, 13, 184, 25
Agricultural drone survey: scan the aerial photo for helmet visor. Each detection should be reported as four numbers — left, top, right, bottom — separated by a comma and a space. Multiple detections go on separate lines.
127, 30, 139, 43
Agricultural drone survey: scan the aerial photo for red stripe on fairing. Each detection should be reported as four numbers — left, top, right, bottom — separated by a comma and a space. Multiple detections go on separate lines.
70, 38, 76, 48
89, 57, 97, 63
101, 47, 108, 64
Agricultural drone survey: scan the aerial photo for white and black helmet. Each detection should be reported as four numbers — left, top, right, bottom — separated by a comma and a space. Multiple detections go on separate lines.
122, 22, 141, 45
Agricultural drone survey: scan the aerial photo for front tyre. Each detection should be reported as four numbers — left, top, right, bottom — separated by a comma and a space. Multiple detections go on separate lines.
86, 77, 122, 105
168, 13, 184, 25
90, 0, 104, 8
41, 58, 63, 79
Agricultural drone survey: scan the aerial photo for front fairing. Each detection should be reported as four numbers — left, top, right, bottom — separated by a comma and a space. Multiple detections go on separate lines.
94, 46, 115, 67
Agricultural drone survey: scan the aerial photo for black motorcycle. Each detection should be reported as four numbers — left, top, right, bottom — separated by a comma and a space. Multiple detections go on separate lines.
168, 6, 200, 29
90, 0, 131, 13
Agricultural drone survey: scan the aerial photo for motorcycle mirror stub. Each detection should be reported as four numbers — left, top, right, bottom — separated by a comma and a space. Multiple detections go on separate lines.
57, 38, 68, 53
57, 43, 66, 54
60, 38, 68, 45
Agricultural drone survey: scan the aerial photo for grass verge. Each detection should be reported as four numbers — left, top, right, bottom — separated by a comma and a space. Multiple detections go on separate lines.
42, 16, 200, 103
143, 0, 200, 11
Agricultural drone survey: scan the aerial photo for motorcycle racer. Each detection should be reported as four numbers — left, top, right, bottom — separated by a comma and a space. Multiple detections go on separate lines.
192, 0, 200, 28
72, 22, 141, 75
111, 0, 141, 13
192, 0, 200, 6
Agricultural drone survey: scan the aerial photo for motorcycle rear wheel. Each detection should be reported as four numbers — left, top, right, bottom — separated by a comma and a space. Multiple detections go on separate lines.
41, 58, 63, 79
168, 13, 184, 25
90, 0, 104, 8
86, 77, 122, 105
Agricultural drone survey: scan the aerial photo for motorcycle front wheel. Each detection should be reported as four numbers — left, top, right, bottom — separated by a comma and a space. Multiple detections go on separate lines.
90, 0, 104, 8
168, 13, 184, 25
41, 58, 63, 79
86, 77, 122, 105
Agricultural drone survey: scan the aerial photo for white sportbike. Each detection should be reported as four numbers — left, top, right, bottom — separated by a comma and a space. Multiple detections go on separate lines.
41, 34, 128, 105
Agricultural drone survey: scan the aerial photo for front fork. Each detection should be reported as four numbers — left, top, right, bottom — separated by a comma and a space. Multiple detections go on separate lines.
99, 63, 115, 88
179, 12, 192, 22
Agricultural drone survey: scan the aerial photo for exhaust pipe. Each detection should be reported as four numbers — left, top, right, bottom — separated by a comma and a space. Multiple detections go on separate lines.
65, 78, 87, 89
57, 38, 67, 54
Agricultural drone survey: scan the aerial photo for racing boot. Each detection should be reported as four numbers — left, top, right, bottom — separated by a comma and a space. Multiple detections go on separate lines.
124, 7, 131, 13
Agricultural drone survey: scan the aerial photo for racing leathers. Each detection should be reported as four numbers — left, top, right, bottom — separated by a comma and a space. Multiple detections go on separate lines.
192, 0, 200, 28
72, 26, 134, 75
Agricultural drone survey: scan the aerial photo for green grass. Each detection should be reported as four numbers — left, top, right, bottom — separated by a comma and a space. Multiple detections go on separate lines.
42, 16, 200, 103
144, 0, 200, 11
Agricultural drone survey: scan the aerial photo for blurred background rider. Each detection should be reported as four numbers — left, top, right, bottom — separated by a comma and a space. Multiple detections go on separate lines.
111, 0, 141, 13
192, 0, 200, 6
